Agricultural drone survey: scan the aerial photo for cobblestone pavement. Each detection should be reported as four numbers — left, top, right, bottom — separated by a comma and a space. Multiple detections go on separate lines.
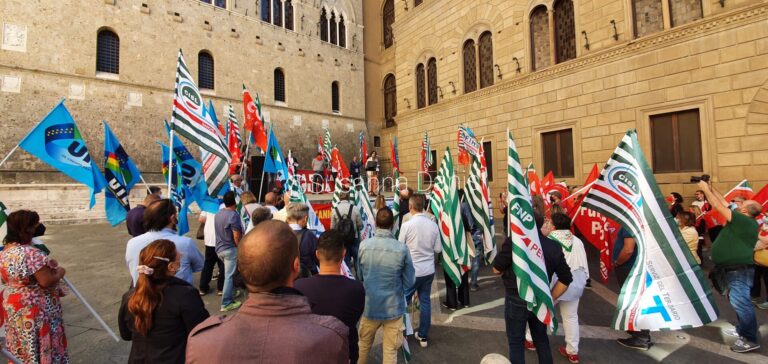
36, 222, 768, 363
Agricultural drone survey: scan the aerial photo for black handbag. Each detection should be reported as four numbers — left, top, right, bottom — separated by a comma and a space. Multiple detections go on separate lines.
365, 160, 377, 171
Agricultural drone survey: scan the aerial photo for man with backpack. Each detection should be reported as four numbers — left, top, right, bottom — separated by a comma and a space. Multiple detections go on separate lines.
331, 191, 363, 275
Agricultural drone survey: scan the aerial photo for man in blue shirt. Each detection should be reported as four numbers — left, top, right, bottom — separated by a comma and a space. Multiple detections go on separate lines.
357, 208, 415, 364
215, 191, 244, 312
125, 199, 204, 286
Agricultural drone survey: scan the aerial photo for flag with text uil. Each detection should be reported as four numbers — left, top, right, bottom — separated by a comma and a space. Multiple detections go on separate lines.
582, 129, 718, 331
103, 121, 142, 226
19, 101, 107, 208
506, 130, 557, 330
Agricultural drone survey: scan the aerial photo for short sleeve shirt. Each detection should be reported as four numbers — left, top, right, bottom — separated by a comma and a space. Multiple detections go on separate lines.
711, 211, 759, 265
214, 209, 243, 254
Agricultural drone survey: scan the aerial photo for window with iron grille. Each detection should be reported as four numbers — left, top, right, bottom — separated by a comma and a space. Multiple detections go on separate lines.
273, 0, 283, 27
383, 0, 394, 49
96, 29, 120, 74
200, 0, 226, 8
274, 68, 286, 102
261, 0, 271, 23
384, 74, 397, 128
554, 0, 576, 63
530, 6, 551, 71
483, 141, 493, 181
332, 82, 340, 112
650, 109, 702, 173
542, 129, 574, 178
478, 32, 494, 89
320, 9, 328, 42
198, 51, 214, 90
338, 15, 346, 48
285, 0, 294, 30
330, 12, 338, 45
415, 63, 426, 109
427, 58, 438, 106
463, 40, 477, 93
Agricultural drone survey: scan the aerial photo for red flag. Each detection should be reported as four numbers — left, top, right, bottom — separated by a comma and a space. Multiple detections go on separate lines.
227, 119, 241, 175
528, 169, 543, 197
572, 207, 619, 283
389, 139, 399, 172
565, 164, 599, 217
707, 180, 755, 225
542, 171, 555, 189
242, 86, 268, 152
457, 129, 470, 166
331, 148, 350, 179
752, 184, 768, 212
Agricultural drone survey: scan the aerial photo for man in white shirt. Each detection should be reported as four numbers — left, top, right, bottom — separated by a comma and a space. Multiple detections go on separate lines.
198, 204, 225, 295
398, 194, 441, 348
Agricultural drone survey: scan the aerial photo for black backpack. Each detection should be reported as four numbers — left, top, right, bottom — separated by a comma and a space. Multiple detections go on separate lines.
335, 205, 356, 247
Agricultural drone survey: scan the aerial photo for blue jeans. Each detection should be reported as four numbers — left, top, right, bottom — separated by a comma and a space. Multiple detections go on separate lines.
470, 240, 484, 286
505, 294, 552, 364
726, 266, 757, 343
217, 248, 238, 307
344, 240, 360, 279
406, 274, 434, 339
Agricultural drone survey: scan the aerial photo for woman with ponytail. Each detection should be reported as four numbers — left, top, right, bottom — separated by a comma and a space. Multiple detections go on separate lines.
118, 239, 209, 363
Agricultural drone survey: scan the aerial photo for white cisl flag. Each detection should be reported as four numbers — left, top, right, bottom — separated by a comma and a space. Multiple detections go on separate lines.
582, 130, 718, 331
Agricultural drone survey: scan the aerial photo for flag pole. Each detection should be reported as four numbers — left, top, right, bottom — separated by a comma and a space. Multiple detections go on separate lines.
167, 128, 175, 197
63, 277, 120, 342
0, 143, 21, 169
138, 175, 153, 195
257, 123, 271, 203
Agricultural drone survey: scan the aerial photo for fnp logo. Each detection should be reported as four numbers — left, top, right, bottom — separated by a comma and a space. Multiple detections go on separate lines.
608, 166, 643, 208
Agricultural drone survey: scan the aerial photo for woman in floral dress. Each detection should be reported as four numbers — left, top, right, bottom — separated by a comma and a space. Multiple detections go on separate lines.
0, 210, 69, 363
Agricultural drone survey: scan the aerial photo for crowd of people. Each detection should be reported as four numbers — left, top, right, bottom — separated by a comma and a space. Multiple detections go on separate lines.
0, 174, 766, 363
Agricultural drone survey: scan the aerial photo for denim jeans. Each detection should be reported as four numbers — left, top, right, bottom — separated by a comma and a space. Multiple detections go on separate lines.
217, 247, 238, 307
344, 240, 360, 279
406, 273, 434, 339
505, 294, 552, 364
726, 266, 757, 343
199, 246, 224, 293
470, 240, 484, 286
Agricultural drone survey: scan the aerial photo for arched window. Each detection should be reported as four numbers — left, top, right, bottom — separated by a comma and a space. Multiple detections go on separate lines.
339, 15, 346, 48
198, 51, 214, 90
320, 9, 328, 42
478, 31, 494, 89
427, 58, 438, 106
261, 0, 271, 23
274, 68, 285, 102
416, 63, 426, 109
285, 0, 294, 31
554, 0, 576, 63
530, 6, 551, 71
383, 0, 395, 49
330, 12, 338, 45
96, 29, 120, 74
463, 40, 477, 93
331, 81, 340, 113
273, 0, 283, 27
384, 74, 397, 128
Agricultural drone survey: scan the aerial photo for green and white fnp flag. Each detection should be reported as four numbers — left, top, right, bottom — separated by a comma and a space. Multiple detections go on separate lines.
582, 130, 718, 331
433, 147, 469, 286
0, 201, 9, 240
506, 131, 556, 329
466, 153, 495, 262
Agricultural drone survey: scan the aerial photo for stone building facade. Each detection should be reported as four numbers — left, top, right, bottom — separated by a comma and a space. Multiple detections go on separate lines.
0, 0, 365, 185
364, 0, 768, 204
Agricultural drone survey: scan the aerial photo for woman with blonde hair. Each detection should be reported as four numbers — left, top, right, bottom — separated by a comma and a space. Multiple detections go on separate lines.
119, 239, 209, 363
373, 195, 387, 216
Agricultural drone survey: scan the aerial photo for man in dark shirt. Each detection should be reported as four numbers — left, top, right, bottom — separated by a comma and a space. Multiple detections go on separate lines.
493, 209, 572, 364
125, 193, 159, 237
295, 230, 365, 363
350, 156, 362, 183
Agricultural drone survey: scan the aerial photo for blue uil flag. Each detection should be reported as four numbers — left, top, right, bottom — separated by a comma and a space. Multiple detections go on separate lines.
19, 101, 107, 208
103, 121, 143, 226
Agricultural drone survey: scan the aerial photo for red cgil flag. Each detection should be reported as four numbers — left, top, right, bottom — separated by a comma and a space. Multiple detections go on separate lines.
242, 85, 268, 152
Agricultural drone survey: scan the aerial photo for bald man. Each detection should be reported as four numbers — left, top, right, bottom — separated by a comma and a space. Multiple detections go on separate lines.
264, 192, 279, 214
698, 180, 761, 353
187, 221, 349, 363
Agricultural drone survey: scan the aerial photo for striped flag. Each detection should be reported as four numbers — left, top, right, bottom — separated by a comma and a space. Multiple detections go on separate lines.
477, 140, 495, 233
323, 128, 333, 162
353, 179, 377, 241
200, 105, 231, 196
226, 104, 242, 175
421, 132, 432, 173
285, 174, 326, 236
582, 130, 718, 331
466, 153, 496, 262
170, 49, 230, 163
457, 125, 480, 166
432, 147, 469, 286
506, 130, 556, 330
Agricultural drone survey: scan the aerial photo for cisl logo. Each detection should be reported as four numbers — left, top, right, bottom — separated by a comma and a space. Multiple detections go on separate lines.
608, 166, 643, 208
179, 80, 201, 112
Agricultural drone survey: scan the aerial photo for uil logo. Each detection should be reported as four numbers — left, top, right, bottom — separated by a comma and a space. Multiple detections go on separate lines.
608, 166, 643, 209
44, 123, 92, 168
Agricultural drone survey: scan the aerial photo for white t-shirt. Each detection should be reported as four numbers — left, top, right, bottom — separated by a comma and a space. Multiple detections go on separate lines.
202, 204, 225, 247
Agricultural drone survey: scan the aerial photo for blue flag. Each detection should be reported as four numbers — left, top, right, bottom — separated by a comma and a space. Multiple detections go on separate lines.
160, 143, 190, 236
104, 121, 142, 226
263, 125, 289, 182
19, 101, 107, 208
163, 121, 220, 214
207, 100, 220, 131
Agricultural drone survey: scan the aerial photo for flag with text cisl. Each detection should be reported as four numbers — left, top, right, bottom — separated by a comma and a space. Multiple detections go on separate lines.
170, 49, 230, 163
432, 147, 469, 286
19, 101, 107, 208
263, 125, 290, 182
582, 129, 718, 331
161, 143, 191, 236
506, 130, 557, 330
103, 121, 142, 226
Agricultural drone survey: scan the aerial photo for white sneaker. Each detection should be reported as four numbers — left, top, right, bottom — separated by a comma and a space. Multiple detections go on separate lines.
722, 328, 739, 338
414, 332, 428, 348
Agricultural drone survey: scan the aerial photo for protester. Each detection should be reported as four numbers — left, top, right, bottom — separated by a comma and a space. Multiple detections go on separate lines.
246, 207, 273, 234
214, 191, 244, 312
350, 155, 362, 182
312, 152, 325, 193
692, 190, 708, 210
331, 191, 363, 273
263, 192, 279, 213
461, 189, 485, 292
668, 192, 684, 218
272, 193, 290, 222
678, 211, 701, 265
493, 208, 572, 364
443, 189, 472, 310
613, 228, 652, 350
125, 199, 204, 286
549, 212, 588, 363
287, 203, 320, 276
499, 192, 509, 237
398, 186, 412, 226
373, 195, 387, 216
398, 194, 440, 348
295, 230, 365, 363
273, 188, 286, 210
231, 174, 245, 195
240, 191, 261, 231
186, 221, 349, 363
365, 151, 379, 196
689, 205, 708, 262
126, 193, 160, 237
358, 208, 415, 364
698, 180, 762, 352
149, 186, 162, 198
119, 239, 209, 363
0, 210, 69, 363
198, 205, 224, 296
